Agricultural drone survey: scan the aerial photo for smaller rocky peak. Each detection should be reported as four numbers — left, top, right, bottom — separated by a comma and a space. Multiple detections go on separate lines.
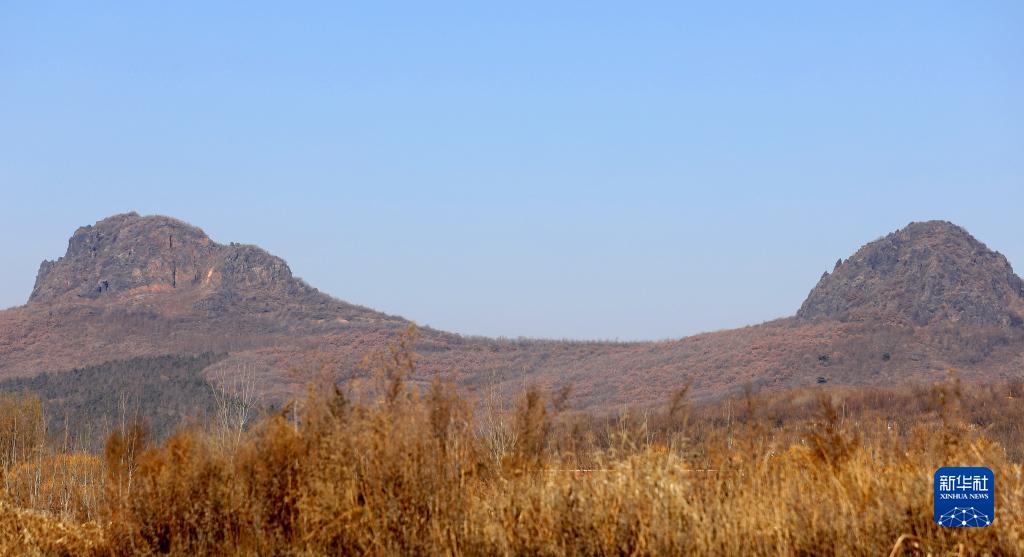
798, 221, 1024, 326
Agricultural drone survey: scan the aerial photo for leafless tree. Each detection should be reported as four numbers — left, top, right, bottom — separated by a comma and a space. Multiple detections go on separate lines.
211, 363, 262, 446
478, 379, 518, 467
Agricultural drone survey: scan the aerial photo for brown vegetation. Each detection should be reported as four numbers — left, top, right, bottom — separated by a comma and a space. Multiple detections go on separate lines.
2, 328, 1023, 555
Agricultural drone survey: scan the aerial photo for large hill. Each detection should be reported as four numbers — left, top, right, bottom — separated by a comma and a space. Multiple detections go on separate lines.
2, 213, 1023, 411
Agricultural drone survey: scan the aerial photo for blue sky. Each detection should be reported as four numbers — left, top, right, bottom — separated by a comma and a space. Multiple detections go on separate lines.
2, 2, 1021, 340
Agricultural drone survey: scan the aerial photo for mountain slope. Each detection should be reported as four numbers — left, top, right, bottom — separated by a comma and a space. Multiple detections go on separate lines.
2, 215, 1022, 411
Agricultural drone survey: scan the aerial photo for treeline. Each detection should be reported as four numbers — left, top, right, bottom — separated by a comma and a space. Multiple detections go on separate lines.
0, 353, 228, 451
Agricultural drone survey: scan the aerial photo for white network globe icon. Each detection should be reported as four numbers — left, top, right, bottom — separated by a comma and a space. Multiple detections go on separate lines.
938, 507, 990, 527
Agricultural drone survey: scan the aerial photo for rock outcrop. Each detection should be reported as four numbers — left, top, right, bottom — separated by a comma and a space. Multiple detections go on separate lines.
32, 213, 216, 301
798, 221, 1024, 326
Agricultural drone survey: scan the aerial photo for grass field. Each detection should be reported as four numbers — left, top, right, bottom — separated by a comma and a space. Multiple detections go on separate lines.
2, 329, 1023, 556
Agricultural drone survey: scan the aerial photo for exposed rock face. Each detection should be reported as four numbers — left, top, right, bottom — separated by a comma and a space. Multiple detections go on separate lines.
798, 221, 1024, 326
29, 212, 393, 324
32, 213, 215, 301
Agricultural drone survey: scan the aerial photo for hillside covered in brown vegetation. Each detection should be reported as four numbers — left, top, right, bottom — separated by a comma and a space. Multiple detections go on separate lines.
1, 213, 1023, 411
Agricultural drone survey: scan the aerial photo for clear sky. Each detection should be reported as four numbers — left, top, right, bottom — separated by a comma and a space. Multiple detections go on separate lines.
2, 2, 1022, 340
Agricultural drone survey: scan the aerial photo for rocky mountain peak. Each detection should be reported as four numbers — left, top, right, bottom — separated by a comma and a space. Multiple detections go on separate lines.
798, 220, 1024, 326
30, 213, 324, 311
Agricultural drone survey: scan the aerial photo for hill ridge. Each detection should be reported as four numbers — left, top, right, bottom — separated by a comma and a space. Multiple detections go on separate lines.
3, 214, 1023, 409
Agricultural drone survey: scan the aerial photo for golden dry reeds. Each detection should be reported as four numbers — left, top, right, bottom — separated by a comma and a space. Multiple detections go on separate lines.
2, 330, 1023, 555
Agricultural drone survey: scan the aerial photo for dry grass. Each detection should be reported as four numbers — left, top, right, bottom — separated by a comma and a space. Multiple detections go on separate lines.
2, 329, 1024, 555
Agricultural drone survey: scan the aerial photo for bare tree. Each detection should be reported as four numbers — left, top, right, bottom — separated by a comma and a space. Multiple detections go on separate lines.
211, 363, 261, 446
478, 378, 518, 467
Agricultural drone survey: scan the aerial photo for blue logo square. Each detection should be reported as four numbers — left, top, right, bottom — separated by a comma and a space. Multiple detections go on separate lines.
934, 467, 994, 527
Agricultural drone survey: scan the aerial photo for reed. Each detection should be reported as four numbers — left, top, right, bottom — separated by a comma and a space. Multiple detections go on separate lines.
2, 332, 1022, 555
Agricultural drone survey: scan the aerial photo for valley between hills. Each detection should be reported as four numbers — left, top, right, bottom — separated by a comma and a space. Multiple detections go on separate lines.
2, 213, 1023, 420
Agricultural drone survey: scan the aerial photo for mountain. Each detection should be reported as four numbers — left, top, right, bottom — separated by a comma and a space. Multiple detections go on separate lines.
798, 221, 1024, 327
2, 214, 1023, 413
1, 213, 406, 399
30, 212, 398, 325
